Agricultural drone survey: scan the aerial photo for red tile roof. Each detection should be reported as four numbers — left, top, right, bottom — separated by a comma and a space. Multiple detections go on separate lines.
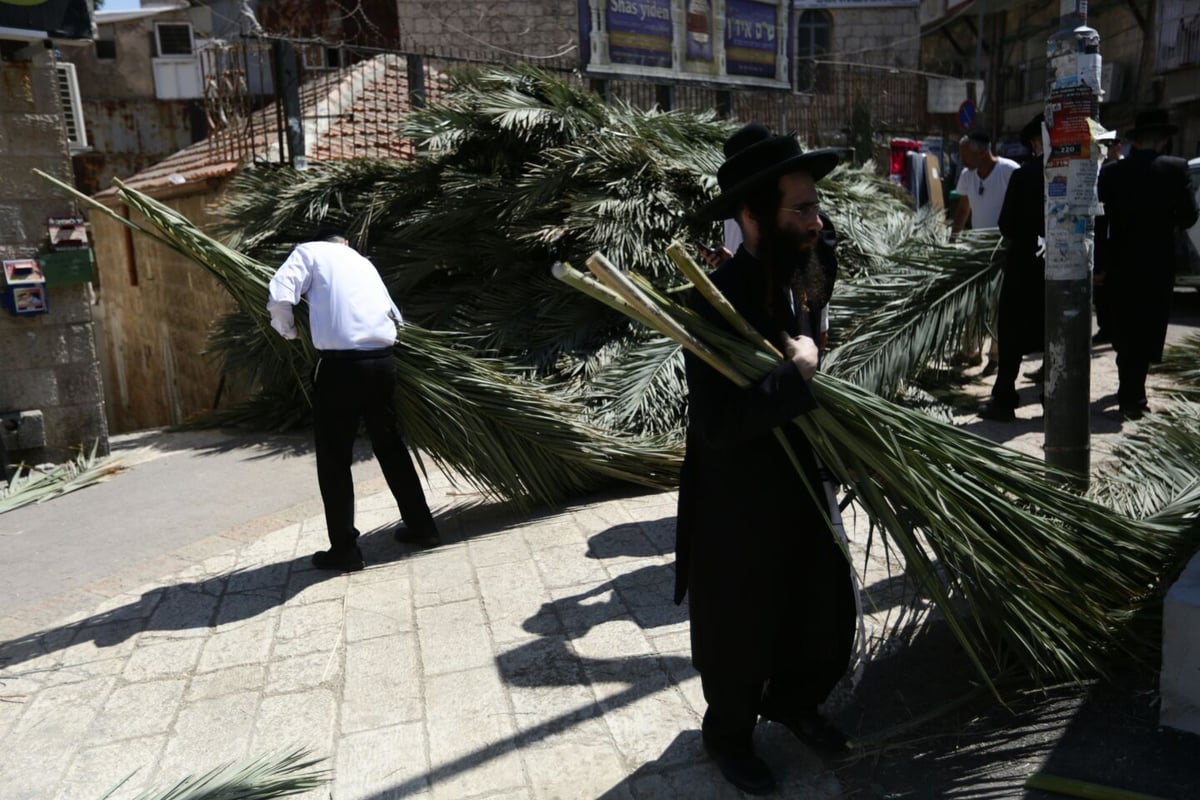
98, 53, 446, 198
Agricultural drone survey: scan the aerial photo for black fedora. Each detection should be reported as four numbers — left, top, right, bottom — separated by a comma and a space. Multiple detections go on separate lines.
695, 123, 840, 223
1126, 109, 1177, 139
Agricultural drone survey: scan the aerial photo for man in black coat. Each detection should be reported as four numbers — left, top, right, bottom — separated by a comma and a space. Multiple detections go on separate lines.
1096, 109, 1199, 420
979, 113, 1047, 421
677, 123, 857, 794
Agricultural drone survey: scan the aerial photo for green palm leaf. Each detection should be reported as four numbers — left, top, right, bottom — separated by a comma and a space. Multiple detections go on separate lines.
104, 748, 327, 800
561, 251, 1197, 686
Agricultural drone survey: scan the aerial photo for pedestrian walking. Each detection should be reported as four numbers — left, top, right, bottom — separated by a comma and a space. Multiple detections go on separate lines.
267, 229, 439, 572
678, 123, 857, 795
1095, 109, 1200, 420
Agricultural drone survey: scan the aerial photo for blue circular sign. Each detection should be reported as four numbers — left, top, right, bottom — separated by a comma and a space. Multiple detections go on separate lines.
958, 99, 977, 131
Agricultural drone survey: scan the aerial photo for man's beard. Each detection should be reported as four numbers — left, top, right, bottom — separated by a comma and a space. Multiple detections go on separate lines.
758, 219, 827, 313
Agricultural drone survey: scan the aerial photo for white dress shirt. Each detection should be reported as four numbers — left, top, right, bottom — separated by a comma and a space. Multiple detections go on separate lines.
266, 241, 403, 351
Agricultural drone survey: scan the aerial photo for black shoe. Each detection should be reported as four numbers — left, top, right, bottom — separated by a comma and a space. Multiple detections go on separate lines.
1120, 403, 1150, 422
702, 736, 776, 795
393, 521, 441, 546
311, 547, 365, 572
763, 708, 850, 754
977, 401, 1016, 422
1023, 366, 1044, 383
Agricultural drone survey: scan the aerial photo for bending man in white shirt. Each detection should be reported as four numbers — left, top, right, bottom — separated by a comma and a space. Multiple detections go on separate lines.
267, 229, 439, 572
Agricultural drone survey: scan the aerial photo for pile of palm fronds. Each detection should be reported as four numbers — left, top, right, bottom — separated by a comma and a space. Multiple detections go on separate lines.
37, 170, 680, 507
200, 65, 999, 436
0, 441, 124, 515
558, 248, 1199, 687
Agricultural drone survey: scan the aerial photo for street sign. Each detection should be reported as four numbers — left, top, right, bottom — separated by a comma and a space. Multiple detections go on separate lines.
958, 99, 976, 131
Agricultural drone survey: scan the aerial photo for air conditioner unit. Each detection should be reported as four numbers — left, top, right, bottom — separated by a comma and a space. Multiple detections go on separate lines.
54, 62, 89, 151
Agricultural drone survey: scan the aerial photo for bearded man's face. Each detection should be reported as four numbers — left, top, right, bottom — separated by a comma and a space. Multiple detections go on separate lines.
765, 171, 823, 260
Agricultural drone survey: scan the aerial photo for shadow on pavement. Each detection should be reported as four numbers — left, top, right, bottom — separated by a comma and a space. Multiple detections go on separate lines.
111, 427, 318, 461
0, 555, 333, 672
360, 517, 709, 799
832, 621, 1198, 800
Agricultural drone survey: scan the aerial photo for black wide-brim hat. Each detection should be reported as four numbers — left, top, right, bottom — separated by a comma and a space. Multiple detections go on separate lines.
1126, 109, 1177, 139
695, 123, 840, 223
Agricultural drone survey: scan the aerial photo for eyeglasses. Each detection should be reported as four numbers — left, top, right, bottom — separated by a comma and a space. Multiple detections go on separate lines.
783, 201, 822, 219
978, 184, 985, 196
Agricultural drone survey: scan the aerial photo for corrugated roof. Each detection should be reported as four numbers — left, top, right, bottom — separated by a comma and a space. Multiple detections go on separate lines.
97, 52, 444, 199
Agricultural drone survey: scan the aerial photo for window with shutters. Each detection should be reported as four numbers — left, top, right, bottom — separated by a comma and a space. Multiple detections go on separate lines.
55, 62, 89, 151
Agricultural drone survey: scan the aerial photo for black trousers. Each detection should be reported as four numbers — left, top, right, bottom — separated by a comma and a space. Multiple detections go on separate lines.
1115, 346, 1150, 412
313, 350, 435, 552
699, 539, 856, 753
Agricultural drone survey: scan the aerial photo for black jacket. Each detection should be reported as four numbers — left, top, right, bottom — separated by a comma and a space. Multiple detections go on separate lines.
674, 229, 856, 690
1097, 149, 1199, 360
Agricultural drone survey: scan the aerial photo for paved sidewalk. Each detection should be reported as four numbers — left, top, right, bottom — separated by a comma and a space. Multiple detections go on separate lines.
0, 457, 863, 799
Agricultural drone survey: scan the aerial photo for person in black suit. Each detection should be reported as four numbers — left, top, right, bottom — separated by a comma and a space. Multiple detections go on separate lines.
1095, 109, 1199, 420
979, 113, 1047, 421
678, 124, 857, 795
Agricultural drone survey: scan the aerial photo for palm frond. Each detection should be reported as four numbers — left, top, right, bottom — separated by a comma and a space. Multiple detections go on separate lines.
1156, 333, 1200, 398
0, 441, 124, 514
1090, 399, 1200, 520
561, 249, 1199, 686
585, 334, 687, 436
825, 228, 1003, 396
109, 747, 328, 800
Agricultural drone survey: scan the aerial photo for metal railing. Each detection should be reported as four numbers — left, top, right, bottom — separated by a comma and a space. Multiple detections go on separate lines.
196, 36, 931, 167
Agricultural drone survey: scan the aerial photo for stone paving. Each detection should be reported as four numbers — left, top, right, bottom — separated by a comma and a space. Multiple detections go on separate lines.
0, 459, 875, 800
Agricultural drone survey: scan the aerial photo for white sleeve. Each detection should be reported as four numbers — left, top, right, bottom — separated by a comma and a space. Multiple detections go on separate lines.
266, 248, 311, 340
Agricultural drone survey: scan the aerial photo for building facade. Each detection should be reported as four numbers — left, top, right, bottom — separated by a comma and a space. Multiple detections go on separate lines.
919, 0, 1198, 158
0, 0, 109, 467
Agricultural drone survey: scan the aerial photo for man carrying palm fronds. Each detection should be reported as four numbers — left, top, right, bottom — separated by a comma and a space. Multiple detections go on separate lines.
677, 124, 856, 794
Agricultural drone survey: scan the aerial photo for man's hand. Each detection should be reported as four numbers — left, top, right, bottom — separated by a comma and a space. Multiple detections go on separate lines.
784, 335, 819, 381
700, 246, 733, 269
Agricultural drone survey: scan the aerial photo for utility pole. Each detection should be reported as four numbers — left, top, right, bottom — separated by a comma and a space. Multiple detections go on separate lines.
1043, 0, 1101, 485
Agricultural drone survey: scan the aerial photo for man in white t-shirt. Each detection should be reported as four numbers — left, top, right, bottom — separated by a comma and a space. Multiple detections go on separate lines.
952, 129, 1019, 232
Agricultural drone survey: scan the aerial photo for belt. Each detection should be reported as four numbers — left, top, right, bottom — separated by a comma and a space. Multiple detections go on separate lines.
316, 346, 394, 361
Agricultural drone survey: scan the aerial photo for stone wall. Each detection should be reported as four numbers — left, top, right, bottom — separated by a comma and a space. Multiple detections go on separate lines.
90, 189, 247, 434
396, 0, 578, 61
0, 47, 109, 464
830, 7, 921, 70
